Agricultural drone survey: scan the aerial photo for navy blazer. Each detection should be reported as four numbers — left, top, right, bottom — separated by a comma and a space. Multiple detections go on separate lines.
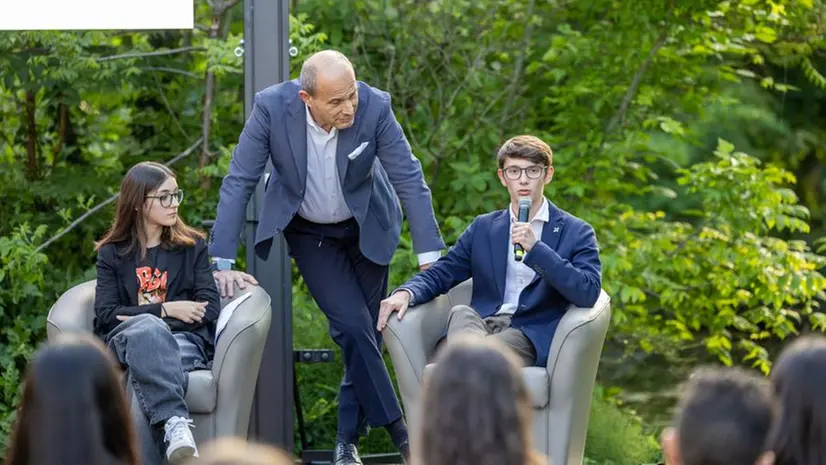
400, 202, 602, 366
93, 238, 221, 355
209, 79, 445, 265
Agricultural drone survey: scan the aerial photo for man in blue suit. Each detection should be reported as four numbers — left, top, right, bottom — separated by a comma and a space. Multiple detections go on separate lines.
378, 135, 601, 367
209, 50, 445, 464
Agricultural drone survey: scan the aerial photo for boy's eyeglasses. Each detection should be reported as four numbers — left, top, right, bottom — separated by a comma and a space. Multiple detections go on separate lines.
502, 165, 547, 180
146, 190, 184, 208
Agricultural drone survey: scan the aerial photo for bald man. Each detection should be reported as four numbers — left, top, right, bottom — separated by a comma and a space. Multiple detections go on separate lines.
209, 50, 444, 464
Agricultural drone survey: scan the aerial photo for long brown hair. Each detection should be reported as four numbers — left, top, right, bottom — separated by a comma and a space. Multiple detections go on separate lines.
5, 333, 139, 465
768, 335, 826, 465
414, 335, 545, 465
95, 161, 204, 258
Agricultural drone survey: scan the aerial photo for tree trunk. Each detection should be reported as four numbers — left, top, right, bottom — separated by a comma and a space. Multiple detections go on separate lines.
54, 101, 67, 160
25, 91, 38, 180
198, 8, 233, 191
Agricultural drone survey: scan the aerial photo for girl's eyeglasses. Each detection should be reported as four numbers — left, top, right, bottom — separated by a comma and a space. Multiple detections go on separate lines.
146, 190, 184, 208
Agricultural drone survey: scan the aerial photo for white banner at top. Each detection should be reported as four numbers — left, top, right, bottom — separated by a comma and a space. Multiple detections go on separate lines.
0, 0, 194, 31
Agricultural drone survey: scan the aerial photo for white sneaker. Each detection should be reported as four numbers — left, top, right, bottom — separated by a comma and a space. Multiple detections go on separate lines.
164, 416, 198, 464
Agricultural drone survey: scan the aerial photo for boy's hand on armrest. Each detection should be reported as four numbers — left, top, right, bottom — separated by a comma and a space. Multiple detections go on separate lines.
377, 290, 412, 331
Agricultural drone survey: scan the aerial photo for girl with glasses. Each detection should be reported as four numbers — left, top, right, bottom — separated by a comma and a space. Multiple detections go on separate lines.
93, 161, 220, 465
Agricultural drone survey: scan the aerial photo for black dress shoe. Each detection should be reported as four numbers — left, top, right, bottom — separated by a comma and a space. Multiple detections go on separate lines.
334, 441, 363, 465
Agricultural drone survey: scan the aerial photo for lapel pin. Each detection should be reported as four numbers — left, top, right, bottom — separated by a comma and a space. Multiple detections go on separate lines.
553, 227, 560, 233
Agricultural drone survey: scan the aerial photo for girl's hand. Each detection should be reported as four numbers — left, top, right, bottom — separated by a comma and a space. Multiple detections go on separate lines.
162, 301, 208, 323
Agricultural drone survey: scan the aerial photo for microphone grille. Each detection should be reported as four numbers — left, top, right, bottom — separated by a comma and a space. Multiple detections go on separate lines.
518, 197, 532, 208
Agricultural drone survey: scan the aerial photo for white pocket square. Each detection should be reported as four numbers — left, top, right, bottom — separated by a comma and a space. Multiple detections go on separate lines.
347, 141, 370, 160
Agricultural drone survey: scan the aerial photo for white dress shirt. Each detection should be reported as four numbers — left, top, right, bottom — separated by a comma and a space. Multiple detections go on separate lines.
497, 197, 550, 315
297, 105, 352, 224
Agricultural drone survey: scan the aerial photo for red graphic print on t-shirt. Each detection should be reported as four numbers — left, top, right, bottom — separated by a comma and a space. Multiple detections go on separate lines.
136, 266, 168, 305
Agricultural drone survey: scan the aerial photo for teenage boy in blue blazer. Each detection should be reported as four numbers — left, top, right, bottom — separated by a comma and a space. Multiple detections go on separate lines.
377, 135, 602, 366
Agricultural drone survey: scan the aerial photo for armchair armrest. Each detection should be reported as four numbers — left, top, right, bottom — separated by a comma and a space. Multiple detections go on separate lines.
383, 278, 472, 426
210, 283, 272, 438
383, 279, 473, 381
384, 293, 451, 390
545, 289, 612, 465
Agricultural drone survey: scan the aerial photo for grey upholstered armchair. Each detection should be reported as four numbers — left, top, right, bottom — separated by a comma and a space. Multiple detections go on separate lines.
46, 280, 272, 444
383, 279, 611, 465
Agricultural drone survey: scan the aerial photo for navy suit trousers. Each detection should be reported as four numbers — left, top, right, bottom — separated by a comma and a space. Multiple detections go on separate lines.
284, 215, 402, 437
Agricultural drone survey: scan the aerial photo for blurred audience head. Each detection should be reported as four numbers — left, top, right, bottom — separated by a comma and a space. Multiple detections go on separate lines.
189, 437, 294, 465
662, 366, 775, 465
5, 333, 138, 465
768, 334, 826, 465
413, 334, 544, 465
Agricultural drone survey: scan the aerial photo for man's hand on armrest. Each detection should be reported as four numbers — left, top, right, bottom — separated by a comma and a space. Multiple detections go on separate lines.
213, 270, 259, 298
377, 289, 413, 331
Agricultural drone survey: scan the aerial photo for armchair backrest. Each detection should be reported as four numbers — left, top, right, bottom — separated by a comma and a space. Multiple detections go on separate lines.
544, 289, 611, 465
47, 280, 97, 338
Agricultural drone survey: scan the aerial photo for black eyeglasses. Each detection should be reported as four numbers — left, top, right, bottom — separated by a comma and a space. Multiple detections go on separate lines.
502, 165, 547, 180
146, 190, 184, 208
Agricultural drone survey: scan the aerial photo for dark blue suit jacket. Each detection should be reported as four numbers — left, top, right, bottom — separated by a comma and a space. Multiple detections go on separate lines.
209, 79, 444, 265
400, 202, 602, 366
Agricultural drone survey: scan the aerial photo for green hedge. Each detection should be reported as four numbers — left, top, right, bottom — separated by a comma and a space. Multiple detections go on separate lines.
585, 387, 662, 465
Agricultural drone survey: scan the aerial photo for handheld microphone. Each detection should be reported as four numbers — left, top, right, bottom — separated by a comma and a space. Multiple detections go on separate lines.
514, 197, 532, 262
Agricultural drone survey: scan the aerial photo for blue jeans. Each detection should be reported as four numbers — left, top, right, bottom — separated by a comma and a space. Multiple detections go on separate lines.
106, 314, 210, 465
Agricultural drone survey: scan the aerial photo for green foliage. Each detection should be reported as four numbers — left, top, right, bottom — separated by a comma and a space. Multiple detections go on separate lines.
584, 387, 661, 465
0, 225, 48, 453
607, 139, 826, 372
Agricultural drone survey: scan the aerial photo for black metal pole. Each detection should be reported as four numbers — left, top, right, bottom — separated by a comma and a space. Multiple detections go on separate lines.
244, 0, 293, 451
